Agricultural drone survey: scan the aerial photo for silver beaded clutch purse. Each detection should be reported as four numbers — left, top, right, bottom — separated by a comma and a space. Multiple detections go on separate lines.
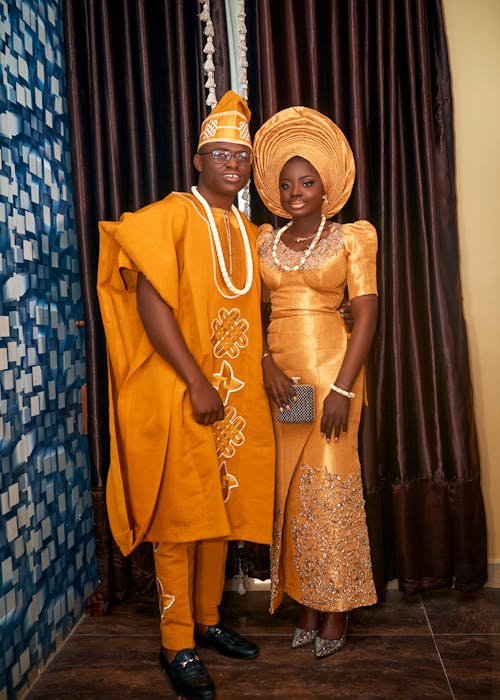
277, 379, 315, 424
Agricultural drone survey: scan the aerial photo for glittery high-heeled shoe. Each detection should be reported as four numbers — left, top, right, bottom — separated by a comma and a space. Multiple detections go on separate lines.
313, 613, 349, 658
291, 627, 318, 648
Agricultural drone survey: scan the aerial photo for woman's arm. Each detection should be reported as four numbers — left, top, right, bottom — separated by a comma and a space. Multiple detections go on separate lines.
136, 273, 224, 425
320, 293, 378, 442
260, 299, 297, 411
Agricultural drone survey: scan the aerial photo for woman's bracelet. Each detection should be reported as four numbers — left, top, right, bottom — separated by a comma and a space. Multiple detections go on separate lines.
329, 383, 355, 399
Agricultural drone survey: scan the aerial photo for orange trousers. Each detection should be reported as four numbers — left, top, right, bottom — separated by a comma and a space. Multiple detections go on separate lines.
153, 538, 228, 650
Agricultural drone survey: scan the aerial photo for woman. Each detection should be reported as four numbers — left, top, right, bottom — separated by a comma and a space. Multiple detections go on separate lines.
252, 107, 378, 658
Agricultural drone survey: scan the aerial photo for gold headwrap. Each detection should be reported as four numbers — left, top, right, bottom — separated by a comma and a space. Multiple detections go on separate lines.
252, 106, 355, 218
198, 90, 252, 151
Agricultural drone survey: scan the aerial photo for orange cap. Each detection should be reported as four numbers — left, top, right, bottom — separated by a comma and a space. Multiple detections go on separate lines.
198, 90, 252, 151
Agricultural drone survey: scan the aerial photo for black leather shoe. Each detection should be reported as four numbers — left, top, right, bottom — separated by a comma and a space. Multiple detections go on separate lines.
195, 622, 259, 659
159, 648, 215, 699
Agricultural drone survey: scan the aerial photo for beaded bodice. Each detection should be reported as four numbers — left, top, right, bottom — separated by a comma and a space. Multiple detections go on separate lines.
258, 222, 344, 272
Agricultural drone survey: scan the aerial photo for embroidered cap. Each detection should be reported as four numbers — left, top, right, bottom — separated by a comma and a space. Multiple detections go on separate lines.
198, 90, 252, 151
253, 106, 355, 218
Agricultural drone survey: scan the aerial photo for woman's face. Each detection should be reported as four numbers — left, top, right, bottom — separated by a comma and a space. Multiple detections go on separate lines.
279, 157, 325, 220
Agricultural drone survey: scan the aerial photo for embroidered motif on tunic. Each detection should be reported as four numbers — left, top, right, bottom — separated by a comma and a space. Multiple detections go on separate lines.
212, 359, 244, 405
213, 405, 246, 460
211, 307, 249, 358
210, 307, 250, 501
220, 461, 239, 502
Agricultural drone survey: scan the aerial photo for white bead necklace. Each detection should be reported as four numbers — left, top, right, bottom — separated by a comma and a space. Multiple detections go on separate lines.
271, 215, 326, 272
191, 186, 253, 297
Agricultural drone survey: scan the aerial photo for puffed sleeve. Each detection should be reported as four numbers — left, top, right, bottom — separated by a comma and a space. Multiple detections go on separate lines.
256, 223, 273, 253
343, 220, 378, 300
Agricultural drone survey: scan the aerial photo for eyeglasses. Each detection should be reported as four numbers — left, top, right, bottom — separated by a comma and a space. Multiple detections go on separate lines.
198, 148, 253, 165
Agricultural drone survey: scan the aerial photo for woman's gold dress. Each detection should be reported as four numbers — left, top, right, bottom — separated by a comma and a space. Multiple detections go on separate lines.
257, 220, 379, 613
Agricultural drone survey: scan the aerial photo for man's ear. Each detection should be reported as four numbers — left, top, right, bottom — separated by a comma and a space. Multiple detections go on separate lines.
193, 153, 202, 173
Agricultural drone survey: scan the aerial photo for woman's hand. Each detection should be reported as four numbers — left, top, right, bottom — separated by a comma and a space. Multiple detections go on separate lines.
321, 390, 350, 442
262, 354, 297, 411
339, 298, 353, 331
187, 375, 225, 425
320, 294, 378, 442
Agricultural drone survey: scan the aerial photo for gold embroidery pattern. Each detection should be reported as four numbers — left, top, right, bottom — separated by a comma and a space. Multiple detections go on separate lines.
213, 405, 246, 459
258, 224, 344, 271
212, 359, 244, 406
291, 464, 376, 611
239, 120, 250, 141
211, 307, 249, 359
200, 118, 219, 141
156, 577, 175, 619
270, 507, 282, 604
220, 460, 239, 502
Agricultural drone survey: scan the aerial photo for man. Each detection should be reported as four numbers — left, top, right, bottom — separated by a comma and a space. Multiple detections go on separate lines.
97, 91, 275, 699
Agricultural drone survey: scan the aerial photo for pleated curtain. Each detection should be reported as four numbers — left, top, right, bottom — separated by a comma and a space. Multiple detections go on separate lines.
63, 0, 487, 603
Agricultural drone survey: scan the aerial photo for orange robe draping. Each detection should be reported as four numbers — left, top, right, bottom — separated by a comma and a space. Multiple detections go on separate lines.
97, 192, 275, 556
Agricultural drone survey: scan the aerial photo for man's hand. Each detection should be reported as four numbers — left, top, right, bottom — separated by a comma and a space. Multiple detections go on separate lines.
188, 376, 225, 425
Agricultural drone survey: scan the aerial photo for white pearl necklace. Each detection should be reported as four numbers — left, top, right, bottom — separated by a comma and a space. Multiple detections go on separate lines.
271, 215, 326, 272
191, 186, 253, 297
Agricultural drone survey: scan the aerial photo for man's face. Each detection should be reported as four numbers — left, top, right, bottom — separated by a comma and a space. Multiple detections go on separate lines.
194, 141, 252, 205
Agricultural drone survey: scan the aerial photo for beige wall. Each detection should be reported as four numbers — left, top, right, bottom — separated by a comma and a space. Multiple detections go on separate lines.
442, 0, 500, 567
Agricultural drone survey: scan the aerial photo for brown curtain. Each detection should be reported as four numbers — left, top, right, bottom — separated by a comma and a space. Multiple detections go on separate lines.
246, 0, 486, 594
64, 0, 487, 603
63, 0, 230, 604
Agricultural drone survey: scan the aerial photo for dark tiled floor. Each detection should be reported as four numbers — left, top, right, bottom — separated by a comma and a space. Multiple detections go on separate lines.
24, 588, 500, 699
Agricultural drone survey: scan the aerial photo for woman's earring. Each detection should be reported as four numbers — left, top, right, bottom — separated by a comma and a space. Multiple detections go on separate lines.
322, 194, 328, 202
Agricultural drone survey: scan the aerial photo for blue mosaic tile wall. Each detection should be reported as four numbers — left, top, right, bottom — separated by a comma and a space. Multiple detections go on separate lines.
0, 1, 98, 697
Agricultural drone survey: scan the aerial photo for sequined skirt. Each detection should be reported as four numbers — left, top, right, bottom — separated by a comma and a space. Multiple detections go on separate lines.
276, 463, 377, 612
